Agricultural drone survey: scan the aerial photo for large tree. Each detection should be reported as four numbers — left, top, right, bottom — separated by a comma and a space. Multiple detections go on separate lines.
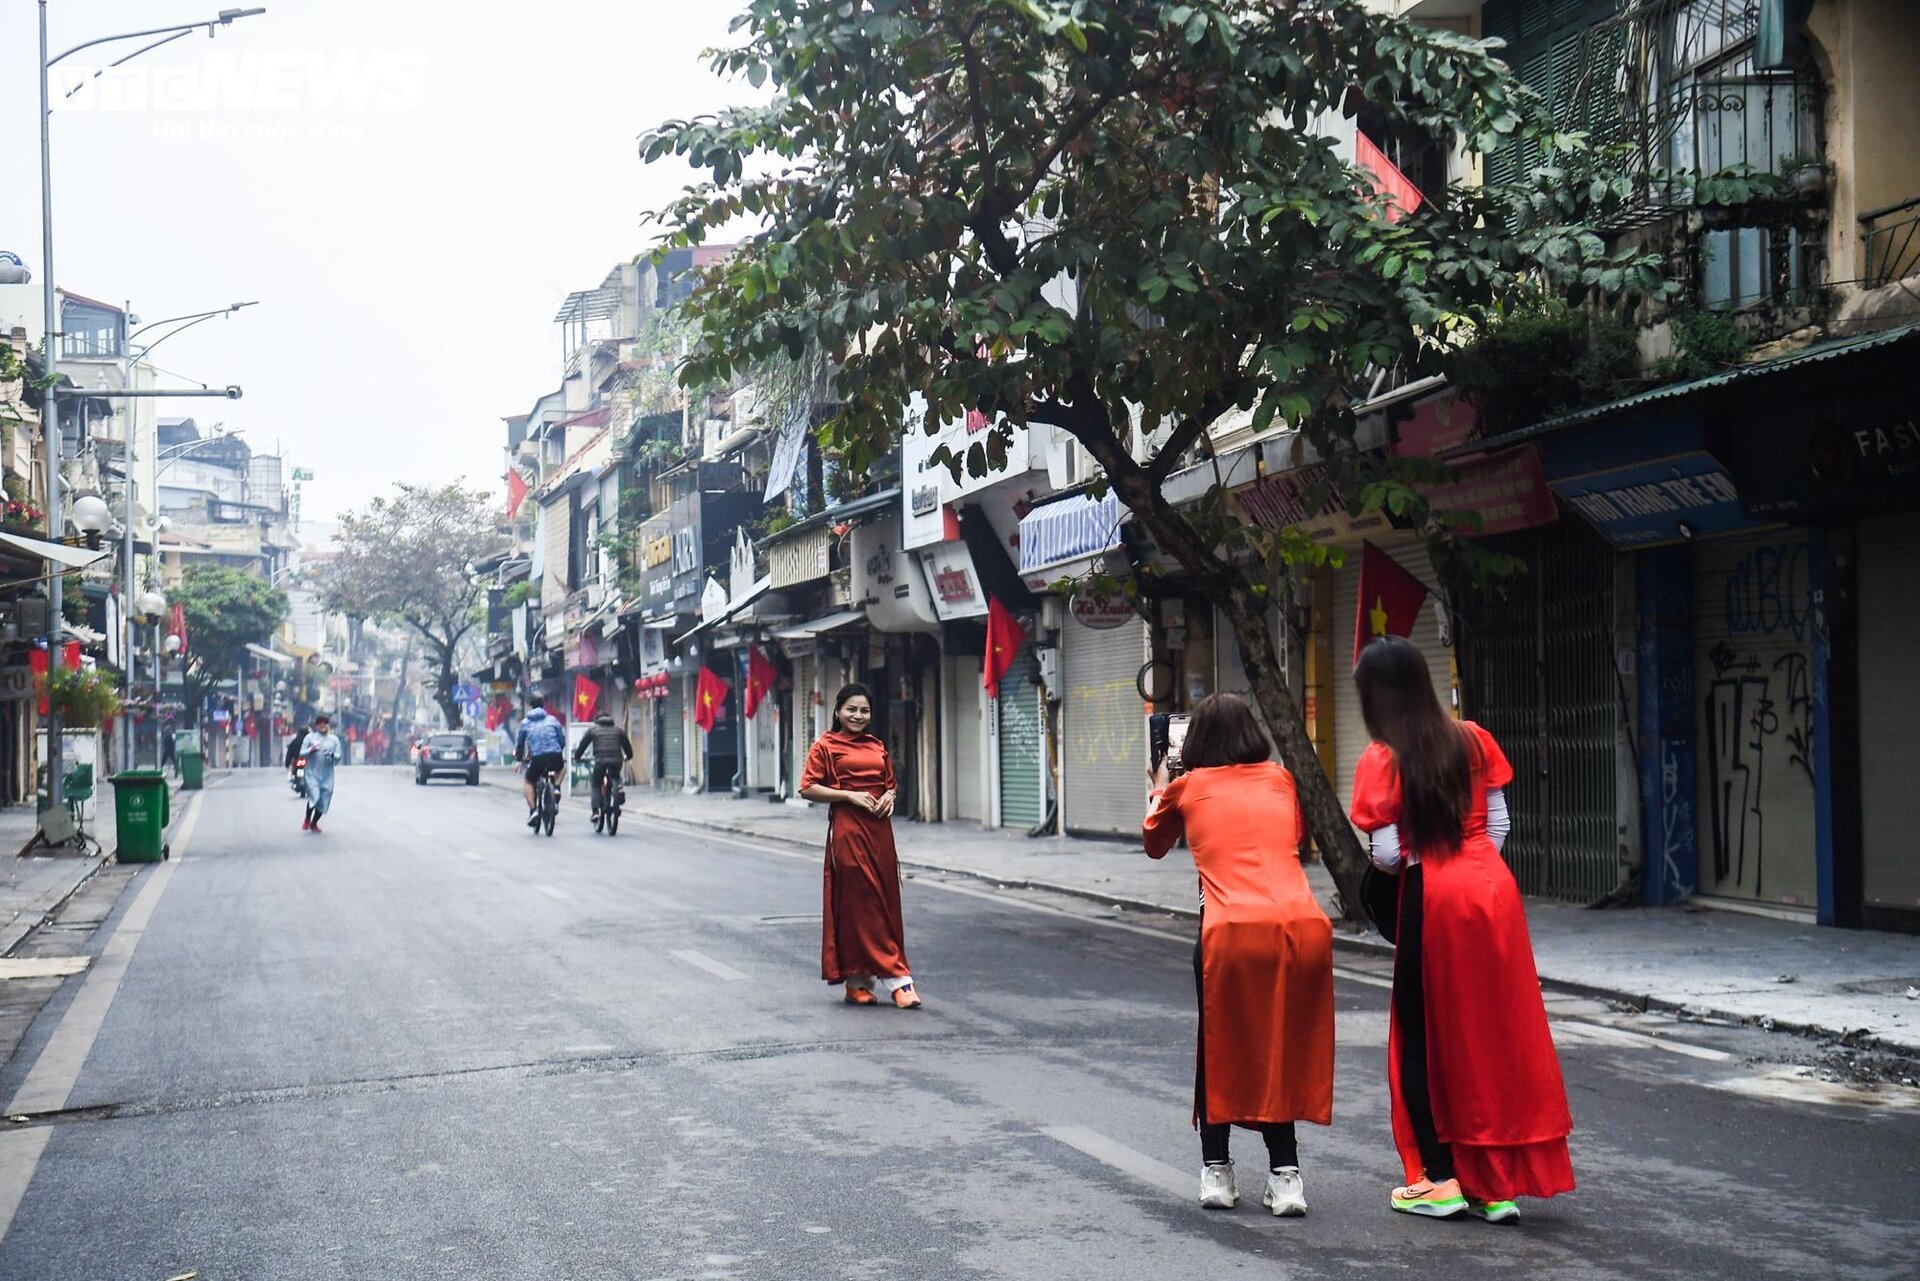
173, 564, 290, 722
643, 0, 1666, 915
324, 483, 504, 730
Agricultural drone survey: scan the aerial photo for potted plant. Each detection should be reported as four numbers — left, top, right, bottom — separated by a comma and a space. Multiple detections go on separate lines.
1781, 153, 1828, 200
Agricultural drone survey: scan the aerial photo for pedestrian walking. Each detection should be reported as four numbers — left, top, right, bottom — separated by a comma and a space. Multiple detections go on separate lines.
160, 725, 177, 778
799, 684, 920, 1009
1142, 693, 1333, 1217
299, 713, 343, 834
1350, 636, 1574, 1223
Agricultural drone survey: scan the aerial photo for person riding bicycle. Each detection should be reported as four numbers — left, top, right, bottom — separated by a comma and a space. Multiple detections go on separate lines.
514, 698, 568, 828
572, 710, 633, 817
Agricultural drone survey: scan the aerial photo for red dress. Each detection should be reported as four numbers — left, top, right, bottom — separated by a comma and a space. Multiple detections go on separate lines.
1349, 722, 1575, 1201
802, 731, 910, 984
1144, 762, 1335, 1127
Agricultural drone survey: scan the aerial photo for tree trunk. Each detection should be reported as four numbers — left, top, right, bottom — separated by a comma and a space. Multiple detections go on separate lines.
435, 646, 462, 730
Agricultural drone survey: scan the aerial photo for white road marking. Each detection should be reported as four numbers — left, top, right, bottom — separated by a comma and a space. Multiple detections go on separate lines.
0, 792, 203, 1243
532, 884, 572, 903
456, 850, 484, 863
1553, 1019, 1734, 1062
671, 949, 749, 983
1041, 1125, 1192, 1201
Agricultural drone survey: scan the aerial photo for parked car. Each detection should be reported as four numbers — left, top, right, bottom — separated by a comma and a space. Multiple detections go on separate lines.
416, 732, 481, 786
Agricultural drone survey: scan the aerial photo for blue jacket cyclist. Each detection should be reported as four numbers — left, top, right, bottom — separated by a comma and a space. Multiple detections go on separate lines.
515, 698, 568, 825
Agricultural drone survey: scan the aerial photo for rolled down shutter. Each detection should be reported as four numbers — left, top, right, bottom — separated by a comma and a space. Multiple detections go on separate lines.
1063, 618, 1148, 837
997, 653, 1043, 830
947, 655, 983, 822
1859, 515, 1920, 912
661, 681, 685, 785
792, 654, 816, 789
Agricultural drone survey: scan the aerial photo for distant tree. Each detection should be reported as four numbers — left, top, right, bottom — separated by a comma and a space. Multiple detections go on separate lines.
173, 564, 289, 723
640, 0, 1668, 916
323, 483, 504, 730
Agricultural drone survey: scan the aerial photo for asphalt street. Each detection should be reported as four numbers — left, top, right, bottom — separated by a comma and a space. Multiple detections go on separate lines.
0, 767, 1916, 1280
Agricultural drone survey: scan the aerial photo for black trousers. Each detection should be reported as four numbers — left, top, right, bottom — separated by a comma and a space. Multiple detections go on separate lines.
1391, 865, 1455, 1182
1194, 942, 1299, 1170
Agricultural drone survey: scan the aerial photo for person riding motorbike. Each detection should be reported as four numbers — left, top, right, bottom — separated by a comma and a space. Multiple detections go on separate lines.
514, 698, 568, 828
285, 723, 309, 797
571, 710, 633, 817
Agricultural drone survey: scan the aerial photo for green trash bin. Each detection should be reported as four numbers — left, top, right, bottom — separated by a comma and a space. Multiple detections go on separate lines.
111, 770, 171, 863
177, 734, 205, 791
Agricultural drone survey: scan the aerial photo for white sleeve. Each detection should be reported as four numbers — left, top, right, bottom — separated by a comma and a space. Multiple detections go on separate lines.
1367, 823, 1403, 872
1485, 787, 1511, 853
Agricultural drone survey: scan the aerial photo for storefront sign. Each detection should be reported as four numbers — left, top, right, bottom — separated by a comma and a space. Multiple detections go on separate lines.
1723, 405, 1920, 522
770, 526, 832, 588
900, 398, 1036, 550
0, 666, 30, 703
1234, 464, 1403, 544
1424, 446, 1557, 537
854, 516, 937, 633
1550, 451, 1755, 547
1070, 591, 1136, 630
918, 541, 988, 620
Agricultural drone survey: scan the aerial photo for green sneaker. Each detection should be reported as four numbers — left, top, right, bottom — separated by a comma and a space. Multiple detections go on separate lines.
1391, 1178, 1467, 1218
1468, 1199, 1521, 1224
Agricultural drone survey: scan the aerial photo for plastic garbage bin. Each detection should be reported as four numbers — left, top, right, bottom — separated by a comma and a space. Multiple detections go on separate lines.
177, 734, 205, 791
111, 770, 171, 863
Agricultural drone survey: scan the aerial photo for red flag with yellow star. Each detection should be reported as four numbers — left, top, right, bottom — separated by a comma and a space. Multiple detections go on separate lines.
983, 595, 1026, 700
1353, 541, 1430, 666
694, 664, 731, 732
743, 647, 776, 719
573, 672, 602, 721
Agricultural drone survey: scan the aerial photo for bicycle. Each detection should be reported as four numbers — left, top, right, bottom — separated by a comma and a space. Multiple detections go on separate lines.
531, 766, 560, 837
591, 768, 622, 836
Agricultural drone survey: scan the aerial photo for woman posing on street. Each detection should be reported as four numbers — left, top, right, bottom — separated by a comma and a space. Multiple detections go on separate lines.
1143, 693, 1334, 1217
1350, 636, 1574, 1223
799, 684, 921, 1009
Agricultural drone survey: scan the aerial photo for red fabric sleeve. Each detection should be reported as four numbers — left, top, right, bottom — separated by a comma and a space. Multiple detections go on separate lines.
800, 738, 834, 791
1142, 775, 1188, 859
882, 746, 898, 792
1349, 742, 1403, 831
1468, 721, 1515, 790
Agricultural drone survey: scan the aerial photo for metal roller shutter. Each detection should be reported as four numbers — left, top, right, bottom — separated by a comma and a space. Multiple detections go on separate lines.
1693, 530, 1818, 910
1332, 538, 1454, 809
792, 654, 816, 788
946, 654, 983, 821
1063, 619, 1149, 837
997, 653, 1044, 830
1857, 515, 1920, 912
661, 682, 685, 785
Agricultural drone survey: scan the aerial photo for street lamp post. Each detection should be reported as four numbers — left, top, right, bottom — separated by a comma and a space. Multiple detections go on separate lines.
36, 2, 266, 824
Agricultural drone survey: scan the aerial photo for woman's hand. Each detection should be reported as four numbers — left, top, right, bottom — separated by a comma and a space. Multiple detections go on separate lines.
851, 790, 882, 814
875, 790, 896, 819
1148, 759, 1172, 792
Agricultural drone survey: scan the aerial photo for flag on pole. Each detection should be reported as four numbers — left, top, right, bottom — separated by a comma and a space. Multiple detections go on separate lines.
743, 646, 776, 719
506, 467, 531, 520
572, 672, 602, 721
169, 603, 189, 656
695, 665, 731, 732
983, 596, 1026, 700
1353, 541, 1431, 665
1355, 129, 1424, 224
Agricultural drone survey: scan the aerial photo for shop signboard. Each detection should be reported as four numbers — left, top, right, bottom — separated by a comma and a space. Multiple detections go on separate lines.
918, 541, 989, 620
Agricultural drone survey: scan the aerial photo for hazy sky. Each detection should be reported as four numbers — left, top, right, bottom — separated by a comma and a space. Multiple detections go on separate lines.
1, 1, 746, 522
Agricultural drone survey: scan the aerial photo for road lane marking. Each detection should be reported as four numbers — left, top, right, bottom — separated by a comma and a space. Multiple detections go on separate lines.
671, 949, 749, 982
1041, 1125, 1191, 1201
532, 884, 572, 903
1554, 1019, 1734, 1062
456, 850, 484, 863
0, 792, 203, 1244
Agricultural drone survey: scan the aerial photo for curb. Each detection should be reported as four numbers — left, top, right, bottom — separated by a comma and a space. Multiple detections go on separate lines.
628, 802, 1920, 1058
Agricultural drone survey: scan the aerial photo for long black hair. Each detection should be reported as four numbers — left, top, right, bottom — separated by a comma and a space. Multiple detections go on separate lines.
1354, 636, 1472, 855
830, 682, 875, 733
1179, 693, 1272, 770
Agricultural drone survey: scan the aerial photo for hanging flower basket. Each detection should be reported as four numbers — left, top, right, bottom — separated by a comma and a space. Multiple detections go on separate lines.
2, 500, 46, 531
45, 666, 123, 728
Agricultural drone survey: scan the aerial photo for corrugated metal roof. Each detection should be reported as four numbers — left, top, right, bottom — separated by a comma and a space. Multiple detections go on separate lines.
1465, 321, 1920, 455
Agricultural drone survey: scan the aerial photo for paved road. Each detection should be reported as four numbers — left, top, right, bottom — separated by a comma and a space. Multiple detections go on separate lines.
1, 768, 1916, 1280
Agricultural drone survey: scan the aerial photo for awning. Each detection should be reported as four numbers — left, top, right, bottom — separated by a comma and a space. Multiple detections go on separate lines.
0, 530, 109, 571
672, 579, 774, 646
245, 643, 297, 667
1016, 489, 1123, 577
641, 618, 678, 630
772, 609, 866, 641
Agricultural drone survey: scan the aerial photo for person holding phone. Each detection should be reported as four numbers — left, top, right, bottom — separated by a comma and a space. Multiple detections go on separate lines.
1143, 693, 1333, 1217
1350, 636, 1573, 1223
800, 684, 921, 1009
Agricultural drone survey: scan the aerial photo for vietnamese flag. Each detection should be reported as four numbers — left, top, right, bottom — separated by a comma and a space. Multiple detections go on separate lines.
573, 672, 602, 721
983, 595, 1026, 700
1356, 128, 1424, 224
743, 646, 776, 719
1354, 541, 1431, 666
506, 467, 531, 520
695, 665, 731, 733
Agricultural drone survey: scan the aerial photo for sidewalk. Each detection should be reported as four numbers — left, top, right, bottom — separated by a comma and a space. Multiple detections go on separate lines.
0, 778, 151, 956
626, 787, 1920, 1056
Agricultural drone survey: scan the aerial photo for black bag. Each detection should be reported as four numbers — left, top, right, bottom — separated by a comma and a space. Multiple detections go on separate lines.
1359, 864, 1401, 946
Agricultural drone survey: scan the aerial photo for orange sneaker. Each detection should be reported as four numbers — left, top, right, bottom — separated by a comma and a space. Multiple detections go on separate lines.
1391, 1177, 1466, 1218
844, 987, 878, 1006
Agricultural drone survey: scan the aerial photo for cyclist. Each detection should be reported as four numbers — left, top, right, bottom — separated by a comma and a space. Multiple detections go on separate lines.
572, 710, 634, 819
514, 697, 568, 828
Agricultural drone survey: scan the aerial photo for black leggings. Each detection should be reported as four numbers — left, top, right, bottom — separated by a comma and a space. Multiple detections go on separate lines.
1194, 943, 1299, 1170
1392, 864, 1456, 1182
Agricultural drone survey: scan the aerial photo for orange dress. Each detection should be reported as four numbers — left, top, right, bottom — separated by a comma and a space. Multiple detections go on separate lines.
1144, 762, 1335, 1127
1350, 721, 1575, 1200
802, 730, 910, 984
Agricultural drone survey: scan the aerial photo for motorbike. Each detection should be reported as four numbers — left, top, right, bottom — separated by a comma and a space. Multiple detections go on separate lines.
290, 758, 308, 799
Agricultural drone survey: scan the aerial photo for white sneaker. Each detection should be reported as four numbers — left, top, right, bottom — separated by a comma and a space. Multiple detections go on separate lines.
1199, 1161, 1237, 1209
1262, 1167, 1307, 1217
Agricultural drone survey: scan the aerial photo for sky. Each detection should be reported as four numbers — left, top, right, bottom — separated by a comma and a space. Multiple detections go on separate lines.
0, 1, 747, 524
